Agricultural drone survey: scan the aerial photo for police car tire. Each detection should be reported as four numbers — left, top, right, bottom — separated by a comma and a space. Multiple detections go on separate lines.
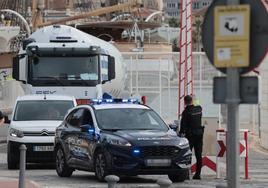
55, 146, 73, 177
7, 144, 18, 169
168, 170, 189, 182
94, 150, 108, 182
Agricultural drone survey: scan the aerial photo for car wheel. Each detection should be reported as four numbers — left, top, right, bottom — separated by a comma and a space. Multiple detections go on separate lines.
55, 146, 73, 177
94, 151, 108, 182
7, 144, 18, 169
168, 169, 189, 182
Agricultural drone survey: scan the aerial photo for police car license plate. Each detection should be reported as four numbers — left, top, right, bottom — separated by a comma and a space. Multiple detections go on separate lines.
33, 146, 54, 152
145, 159, 171, 167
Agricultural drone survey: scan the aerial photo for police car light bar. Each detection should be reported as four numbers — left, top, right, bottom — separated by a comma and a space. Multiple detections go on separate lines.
91, 98, 139, 104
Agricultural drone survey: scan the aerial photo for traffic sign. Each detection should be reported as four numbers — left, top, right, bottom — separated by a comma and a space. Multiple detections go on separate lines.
214, 5, 250, 68
213, 76, 259, 104
202, 0, 268, 74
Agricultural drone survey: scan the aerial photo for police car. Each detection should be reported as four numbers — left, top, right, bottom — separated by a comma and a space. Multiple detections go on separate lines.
54, 99, 191, 182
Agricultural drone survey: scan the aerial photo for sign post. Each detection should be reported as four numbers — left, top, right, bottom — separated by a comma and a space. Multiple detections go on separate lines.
202, 1, 267, 186
214, 1, 249, 188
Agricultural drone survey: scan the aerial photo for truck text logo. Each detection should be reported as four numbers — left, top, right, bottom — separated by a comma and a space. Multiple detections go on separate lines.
36, 90, 56, 95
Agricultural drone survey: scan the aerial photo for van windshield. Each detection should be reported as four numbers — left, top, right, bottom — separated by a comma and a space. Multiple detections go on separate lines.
13, 100, 74, 121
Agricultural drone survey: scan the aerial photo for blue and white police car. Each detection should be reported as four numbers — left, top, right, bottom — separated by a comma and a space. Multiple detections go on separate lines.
54, 99, 191, 182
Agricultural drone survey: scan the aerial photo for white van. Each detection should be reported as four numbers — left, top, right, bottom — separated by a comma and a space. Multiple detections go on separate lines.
7, 95, 77, 169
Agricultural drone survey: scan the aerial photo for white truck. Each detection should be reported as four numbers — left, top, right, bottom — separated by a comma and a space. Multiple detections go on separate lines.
7, 94, 77, 169
12, 25, 127, 104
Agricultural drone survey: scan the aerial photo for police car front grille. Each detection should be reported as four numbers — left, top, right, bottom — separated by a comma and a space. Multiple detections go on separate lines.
140, 146, 180, 158
23, 131, 55, 136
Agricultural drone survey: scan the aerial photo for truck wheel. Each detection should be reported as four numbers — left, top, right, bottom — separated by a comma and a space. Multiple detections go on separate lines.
94, 151, 108, 182
55, 146, 73, 177
7, 144, 18, 169
168, 170, 189, 182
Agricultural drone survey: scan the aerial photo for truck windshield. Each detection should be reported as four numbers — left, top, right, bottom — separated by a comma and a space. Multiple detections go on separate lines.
95, 108, 168, 131
13, 100, 74, 121
30, 56, 99, 83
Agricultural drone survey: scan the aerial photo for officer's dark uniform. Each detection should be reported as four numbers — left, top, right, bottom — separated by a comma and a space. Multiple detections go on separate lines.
179, 103, 203, 179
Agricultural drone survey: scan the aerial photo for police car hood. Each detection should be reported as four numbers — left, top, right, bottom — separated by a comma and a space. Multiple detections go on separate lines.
10, 121, 62, 132
111, 129, 180, 145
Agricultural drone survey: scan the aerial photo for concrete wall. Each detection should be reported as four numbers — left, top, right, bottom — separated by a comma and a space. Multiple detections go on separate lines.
260, 55, 268, 149
0, 80, 24, 114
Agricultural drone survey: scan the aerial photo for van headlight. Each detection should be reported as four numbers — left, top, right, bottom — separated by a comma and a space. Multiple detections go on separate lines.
9, 128, 24, 138
106, 135, 132, 147
178, 138, 189, 149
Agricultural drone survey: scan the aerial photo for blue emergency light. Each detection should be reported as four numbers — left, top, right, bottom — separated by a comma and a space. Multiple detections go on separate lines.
132, 148, 141, 156
90, 98, 139, 104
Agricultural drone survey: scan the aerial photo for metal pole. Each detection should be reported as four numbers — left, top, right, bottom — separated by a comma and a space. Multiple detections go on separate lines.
135, 54, 138, 95
130, 56, 133, 95
226, 68, 240, 188
19, 144, 27, 188
159, 58, 162, 116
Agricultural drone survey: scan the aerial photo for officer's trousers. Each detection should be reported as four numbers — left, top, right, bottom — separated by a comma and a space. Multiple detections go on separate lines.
187, 134, 203, 176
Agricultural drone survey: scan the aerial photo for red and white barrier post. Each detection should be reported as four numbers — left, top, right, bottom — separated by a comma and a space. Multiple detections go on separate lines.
216, 129, 249, 179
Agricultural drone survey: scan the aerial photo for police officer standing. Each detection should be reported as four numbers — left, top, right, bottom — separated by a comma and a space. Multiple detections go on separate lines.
179, 95, 204, 179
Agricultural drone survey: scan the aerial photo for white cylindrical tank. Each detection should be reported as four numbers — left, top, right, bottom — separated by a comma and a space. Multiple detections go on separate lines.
260, 54, 268, 149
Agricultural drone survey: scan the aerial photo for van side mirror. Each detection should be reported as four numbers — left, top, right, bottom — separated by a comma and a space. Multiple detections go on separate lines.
4, 116, 10, 124
108, 56, 115, 81
12, 56, 20, 80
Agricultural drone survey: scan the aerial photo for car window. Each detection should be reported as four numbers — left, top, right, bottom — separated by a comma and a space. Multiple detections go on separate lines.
95, 108, 168, 131
81, 109, 94, 126
13, 100, 74, 121
67, 109, 84, 128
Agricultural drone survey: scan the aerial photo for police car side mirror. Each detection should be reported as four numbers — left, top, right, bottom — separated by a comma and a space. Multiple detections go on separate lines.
169, 124, 178, 131
80, 124, 95, 135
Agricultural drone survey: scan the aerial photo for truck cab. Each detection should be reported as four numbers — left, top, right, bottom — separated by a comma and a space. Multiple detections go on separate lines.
12, 25, 126, 103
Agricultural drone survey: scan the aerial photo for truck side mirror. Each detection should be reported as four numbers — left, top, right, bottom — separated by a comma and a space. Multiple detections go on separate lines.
108, 56, 115, 81
12, 56, 20, 80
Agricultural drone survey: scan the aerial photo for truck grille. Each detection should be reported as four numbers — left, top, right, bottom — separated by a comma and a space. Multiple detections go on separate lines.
140, 146, 180, 158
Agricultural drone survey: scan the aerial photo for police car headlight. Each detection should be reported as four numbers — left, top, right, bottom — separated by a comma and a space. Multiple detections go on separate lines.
106, 135, 132, 147
178, 138, 189, 149
9, 128, 24, 138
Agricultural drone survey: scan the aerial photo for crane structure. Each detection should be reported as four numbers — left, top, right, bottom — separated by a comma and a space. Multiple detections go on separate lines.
32, 0, 142, 30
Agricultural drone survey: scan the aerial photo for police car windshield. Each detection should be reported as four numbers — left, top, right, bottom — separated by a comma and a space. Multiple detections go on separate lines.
13, 100, 74, 121
95, 108, 168, 131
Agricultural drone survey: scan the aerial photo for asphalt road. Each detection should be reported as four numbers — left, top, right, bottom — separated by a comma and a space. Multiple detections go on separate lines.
0, 137, 268, 188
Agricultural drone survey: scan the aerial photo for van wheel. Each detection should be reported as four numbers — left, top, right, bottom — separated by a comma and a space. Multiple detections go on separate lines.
168, 169, 189, 182
7, 145, 18, 169
7, 154, 18, 169
55, 146, 73, 177
94, 151, 108, 182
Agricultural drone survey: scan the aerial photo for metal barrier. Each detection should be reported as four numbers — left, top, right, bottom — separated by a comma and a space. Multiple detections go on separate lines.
216, 129, 249, 179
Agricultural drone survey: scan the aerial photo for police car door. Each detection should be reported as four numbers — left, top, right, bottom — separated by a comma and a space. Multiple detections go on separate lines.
65, 108, 84, 166
77, 108, 96, 170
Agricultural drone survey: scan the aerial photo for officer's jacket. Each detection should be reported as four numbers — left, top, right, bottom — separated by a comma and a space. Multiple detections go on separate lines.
179, 105, 203, 136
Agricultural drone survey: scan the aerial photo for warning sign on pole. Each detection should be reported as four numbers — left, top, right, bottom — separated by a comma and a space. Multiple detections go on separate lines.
214, 5, 250, 68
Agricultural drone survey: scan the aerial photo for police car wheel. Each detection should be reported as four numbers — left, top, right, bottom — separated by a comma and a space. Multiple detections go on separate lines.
55, 146, 73, 177
168, 170, 189, 182
94, 151, 108, 182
